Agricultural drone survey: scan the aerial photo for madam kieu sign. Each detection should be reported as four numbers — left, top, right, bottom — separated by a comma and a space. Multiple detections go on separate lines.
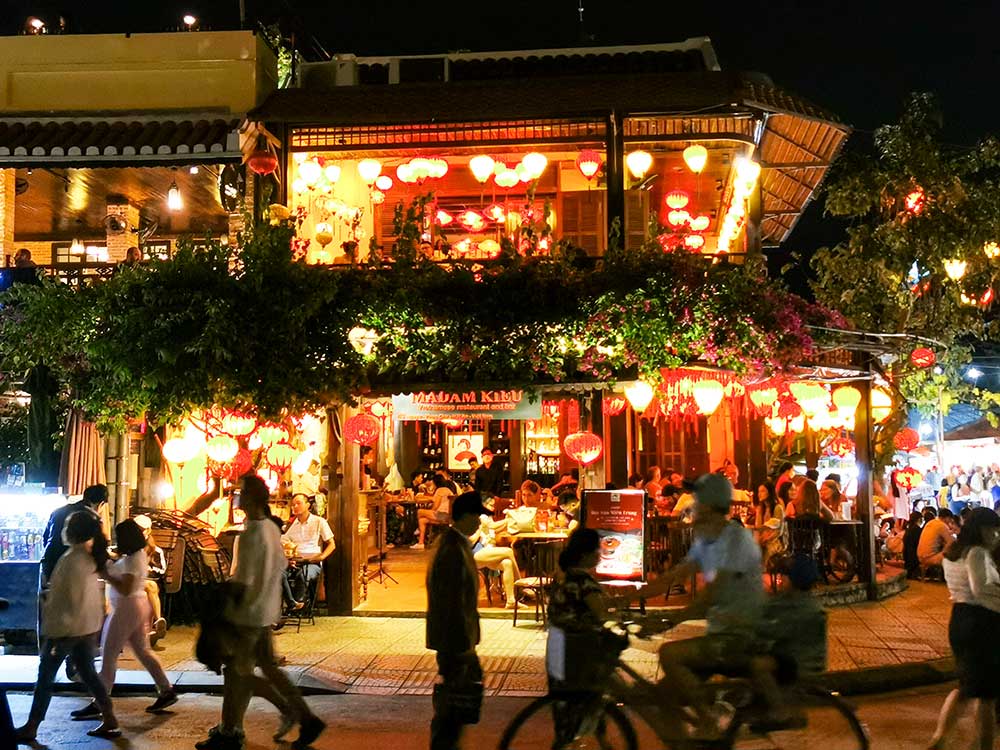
391, 390, 541, 421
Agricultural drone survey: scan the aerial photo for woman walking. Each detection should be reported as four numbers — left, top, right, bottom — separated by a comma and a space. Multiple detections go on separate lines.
929, 507, 1000, 750
73, 519, 177, 719
15, 512, 119, 741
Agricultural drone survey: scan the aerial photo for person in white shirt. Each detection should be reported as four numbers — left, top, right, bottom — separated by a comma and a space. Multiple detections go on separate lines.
196, 476, 325, 750
72, 519, 175, 720
133, 514, 168, 644
280, 494, 335, 608
15, 512, 119, 743
930, 507, 1000, 750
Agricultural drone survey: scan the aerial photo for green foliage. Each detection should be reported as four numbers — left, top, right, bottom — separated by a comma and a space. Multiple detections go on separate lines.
0, 202, 836, 433
0, 401, 28, 466
812, 93, 1000, 447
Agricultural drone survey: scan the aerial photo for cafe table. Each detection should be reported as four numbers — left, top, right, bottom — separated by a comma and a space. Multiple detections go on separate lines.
509, 530, 569, 577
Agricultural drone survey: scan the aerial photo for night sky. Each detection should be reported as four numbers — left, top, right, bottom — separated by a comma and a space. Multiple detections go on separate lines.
4, 0, 999, 256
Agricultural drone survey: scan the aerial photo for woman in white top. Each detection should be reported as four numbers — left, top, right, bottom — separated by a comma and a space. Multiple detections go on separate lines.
929, 507, 1000, 750
74, 519, 176, 719
470, 514, 520, 608
411, 473, 454, 549
16, 512, 119, 742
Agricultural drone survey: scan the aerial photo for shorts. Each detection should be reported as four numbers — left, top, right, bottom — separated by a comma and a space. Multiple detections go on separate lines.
661, 633, 752, 678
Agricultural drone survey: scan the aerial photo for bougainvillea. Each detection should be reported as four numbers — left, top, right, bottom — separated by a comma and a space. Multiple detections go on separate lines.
0, 198, 840, 432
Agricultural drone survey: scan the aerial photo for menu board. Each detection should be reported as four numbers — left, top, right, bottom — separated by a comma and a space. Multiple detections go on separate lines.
581, 489, 646, 582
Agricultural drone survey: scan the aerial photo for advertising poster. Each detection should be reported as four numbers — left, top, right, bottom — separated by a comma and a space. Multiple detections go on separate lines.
581, 489, 646, 582
447, 434, 485, 471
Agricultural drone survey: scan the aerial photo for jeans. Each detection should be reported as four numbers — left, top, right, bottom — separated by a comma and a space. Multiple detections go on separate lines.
430, 650, 481, 750
220, 626, 312, 734
27, 634, 112, 726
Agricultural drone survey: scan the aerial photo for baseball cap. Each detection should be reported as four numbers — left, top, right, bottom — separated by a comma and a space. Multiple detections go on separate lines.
693, 473, 733, 512
451, 491, 490, 521
133, 514, 152, 531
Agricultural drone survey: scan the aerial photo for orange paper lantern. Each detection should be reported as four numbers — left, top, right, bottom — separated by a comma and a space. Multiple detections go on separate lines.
893, 427, 920, 453
910, 348, 936, 368
894, 466, 923, 491
602, 395, 627, 416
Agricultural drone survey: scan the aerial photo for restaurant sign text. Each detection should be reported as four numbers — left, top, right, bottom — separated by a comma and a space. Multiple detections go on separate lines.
391, 390, 541, 421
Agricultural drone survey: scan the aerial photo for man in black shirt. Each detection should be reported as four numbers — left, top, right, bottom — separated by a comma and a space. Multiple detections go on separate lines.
40, 484, 108, 583
473, 449, 504, 499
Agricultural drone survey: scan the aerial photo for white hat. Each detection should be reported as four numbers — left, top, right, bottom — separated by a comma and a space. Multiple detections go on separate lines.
133, 514, 152, 531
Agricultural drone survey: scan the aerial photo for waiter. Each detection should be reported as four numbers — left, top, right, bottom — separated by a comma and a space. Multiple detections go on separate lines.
473, 449, 505, 500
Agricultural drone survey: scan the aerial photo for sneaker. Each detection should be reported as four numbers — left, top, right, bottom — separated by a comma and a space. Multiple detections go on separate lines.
273, 714, 297, 742
87, 720, 122, 739
409, 543, 425, 550
291, 600, 306, 611
195, 726, 245, 750
70, 701, 101, 720
292, 715, 326, 750
146, 689, 178, 713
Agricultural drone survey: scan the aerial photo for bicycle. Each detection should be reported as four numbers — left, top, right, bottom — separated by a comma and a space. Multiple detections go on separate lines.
498, 617, 870, 750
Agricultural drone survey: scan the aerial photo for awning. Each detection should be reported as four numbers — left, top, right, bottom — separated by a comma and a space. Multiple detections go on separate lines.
0, 115, 244, 167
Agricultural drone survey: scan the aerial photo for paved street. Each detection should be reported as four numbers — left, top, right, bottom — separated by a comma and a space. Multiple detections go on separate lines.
6, 683, 978, 749
0, 581, 954, 699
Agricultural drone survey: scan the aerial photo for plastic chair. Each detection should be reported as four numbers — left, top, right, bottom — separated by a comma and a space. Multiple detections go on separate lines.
513, 540, 564, 626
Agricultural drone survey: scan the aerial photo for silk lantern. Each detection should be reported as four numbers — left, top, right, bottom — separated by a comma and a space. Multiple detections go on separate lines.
162, 437, 201, 464
266, 441, 296, 473
624, 381, 655, 412
575, 150, 602, 180
871, 388, 893, 424
563, 431, 603, 466
894, 466, 923, 492
602, 395, 627, 416
344, 413, 380, 446
910, 348, 936, 368
221, 411, 257, 438
205, 435, 239, 463
692, 380, 725, 416
893, 427, 920, 453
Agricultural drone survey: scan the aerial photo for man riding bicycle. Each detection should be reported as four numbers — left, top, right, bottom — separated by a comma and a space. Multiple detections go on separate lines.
627, 473, 789, 737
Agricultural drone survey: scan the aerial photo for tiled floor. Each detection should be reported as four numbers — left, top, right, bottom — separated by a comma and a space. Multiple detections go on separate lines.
1, 580, 953, 697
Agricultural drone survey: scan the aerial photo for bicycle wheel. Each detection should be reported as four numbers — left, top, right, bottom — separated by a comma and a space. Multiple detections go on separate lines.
499, 694, 639, 750
730, 686, 869, 750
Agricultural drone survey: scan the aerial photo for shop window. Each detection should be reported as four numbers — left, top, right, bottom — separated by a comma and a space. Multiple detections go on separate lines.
51, 242, 108, 264
634, 414, 709, 481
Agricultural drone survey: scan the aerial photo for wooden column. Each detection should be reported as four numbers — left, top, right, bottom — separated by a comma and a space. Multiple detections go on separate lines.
325, 405, 361, 614
854, 370, 878, 600
604, 110, 625, 246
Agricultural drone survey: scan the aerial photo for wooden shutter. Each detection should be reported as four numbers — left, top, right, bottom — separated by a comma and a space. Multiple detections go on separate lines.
559, 191, 606, 256
624, 191, 649, 250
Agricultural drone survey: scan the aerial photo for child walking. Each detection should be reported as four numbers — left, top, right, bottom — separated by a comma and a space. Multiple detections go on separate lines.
15, 511, 119, 741
73, 519, 177, 719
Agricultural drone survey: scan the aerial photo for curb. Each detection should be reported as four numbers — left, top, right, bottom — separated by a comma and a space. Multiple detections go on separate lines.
4, 658, 956, 700
824, 657, 955, 696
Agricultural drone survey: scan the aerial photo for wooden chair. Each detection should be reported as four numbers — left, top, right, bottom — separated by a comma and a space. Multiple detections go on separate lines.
479, 567, 504, 607
512, 540, 564, 626
785, 517, 828, 583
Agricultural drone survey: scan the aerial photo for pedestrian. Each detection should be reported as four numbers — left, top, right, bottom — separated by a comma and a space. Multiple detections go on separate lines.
426, 491, 487, 750
195, 475, 325, 750
929, 507, 1000, 750
15, 512, 119, 742
71, 519, 176, 721
40, 484, 109, 585
133, 514, 169, 645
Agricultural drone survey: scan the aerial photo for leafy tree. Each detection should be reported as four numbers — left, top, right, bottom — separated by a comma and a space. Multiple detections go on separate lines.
812, 93, 1000, 464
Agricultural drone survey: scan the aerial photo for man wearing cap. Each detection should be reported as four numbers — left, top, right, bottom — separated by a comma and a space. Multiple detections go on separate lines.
133, 515, 168, 645
630, 474, 766, 737
426, 492, 486, 750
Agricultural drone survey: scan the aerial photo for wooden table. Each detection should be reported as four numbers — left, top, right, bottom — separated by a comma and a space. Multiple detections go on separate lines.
510, 531, 569, 576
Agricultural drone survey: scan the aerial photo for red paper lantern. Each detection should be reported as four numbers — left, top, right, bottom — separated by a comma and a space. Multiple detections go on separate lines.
894, 466, 923, 491
563, 431, 603, 466
344, 413, 380, 446
602, 395, 627, 416
210, 448, 253, 482
575, 150, 602, 180
266, 441, 296, 473
248, 149, 278, 176
909, 347, 936, 369
826, 436, 855, 458
893, 427, 920, 453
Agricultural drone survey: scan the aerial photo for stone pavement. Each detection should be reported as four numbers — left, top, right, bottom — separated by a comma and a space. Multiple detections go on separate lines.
0, 581, 954, 699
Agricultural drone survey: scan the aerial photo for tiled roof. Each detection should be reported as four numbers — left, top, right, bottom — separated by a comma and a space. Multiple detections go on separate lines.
0, 117, 242, 166
250, 72, 798, 126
